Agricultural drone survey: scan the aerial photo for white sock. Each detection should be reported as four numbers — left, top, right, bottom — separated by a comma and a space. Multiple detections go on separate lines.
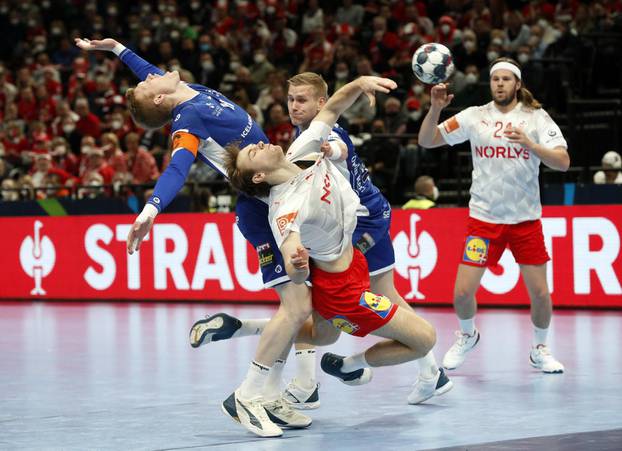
341, 351, 368, 373
238, 360, 270, 400
263, 359, 286, 402
417, 351, 439, 380
533, 326, 549, 347
232, 318, 270, 338
294, 349, 316, 389
459, 318, 476, 336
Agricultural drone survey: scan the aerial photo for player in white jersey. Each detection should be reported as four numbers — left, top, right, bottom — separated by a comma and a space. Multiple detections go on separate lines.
418, 57, 570, 374
223, 76, 451, 436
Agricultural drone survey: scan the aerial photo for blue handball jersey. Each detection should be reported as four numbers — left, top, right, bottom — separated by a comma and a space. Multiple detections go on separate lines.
169, 86, 267, 175
297, 124, 388, 219
117, 46, 268, 211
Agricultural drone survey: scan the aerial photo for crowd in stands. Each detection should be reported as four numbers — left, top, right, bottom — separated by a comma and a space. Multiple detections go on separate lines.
1, 0, 621, 208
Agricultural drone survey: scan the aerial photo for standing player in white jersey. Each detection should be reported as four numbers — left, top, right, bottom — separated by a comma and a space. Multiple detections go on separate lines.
223, 76, 449, 437
418, 57, 570, 373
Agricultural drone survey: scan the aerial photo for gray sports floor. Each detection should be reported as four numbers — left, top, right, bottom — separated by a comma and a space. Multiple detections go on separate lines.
1, 302, 621, 450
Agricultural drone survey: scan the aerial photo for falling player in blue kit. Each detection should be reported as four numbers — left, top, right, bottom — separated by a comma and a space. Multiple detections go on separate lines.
75, 37, 316, 436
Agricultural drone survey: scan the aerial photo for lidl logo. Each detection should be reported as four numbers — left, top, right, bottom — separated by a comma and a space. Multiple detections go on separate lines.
463, 236, 489, 264
330, 315, 359, 335
359, 291, 392, 318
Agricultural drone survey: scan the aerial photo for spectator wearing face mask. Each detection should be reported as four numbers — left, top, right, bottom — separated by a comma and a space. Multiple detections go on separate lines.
250, 49, 275, 90
330, 61, 351, 93
504, 10, 531, 53
402, 175, 439, 209
436, 16, 460, 50
594, 151, 622, 184
453, 29, 487, 71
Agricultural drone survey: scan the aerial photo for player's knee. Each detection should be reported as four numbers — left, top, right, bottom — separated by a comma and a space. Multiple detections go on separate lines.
312, 326, 340, 346
454, 287, 475, 304
530, 286, 550, 304
419, 320, 437, 354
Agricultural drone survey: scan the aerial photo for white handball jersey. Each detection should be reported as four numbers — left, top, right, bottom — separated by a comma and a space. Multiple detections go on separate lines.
269, 121, 362, 262
439, 101, 567, 224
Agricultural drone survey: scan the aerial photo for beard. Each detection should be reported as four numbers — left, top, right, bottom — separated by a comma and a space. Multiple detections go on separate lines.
493, 88, 518, 107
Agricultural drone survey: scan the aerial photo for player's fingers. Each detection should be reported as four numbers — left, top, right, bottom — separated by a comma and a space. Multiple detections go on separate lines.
366, 92, 376, 108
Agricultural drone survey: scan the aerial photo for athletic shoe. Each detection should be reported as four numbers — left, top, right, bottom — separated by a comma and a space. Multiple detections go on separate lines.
407, 368, 454, 404
320, 353, 373, 386
529, 344, 565, 373
221, 390, 283, 438
442, 329, 481, 370
189, 313, 242, 348
263, 397, 313, 428
282, 379, 320, 410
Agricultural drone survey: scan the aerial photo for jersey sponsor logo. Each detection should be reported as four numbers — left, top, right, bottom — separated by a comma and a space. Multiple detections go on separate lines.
276, 211, 298, 235
152, 197, 160, 204
475, 145, 530, 160
359, 291, 393, 319
256, 242, 274, 267
172, 131, 200, 156
174, 113, 180, 122
330, 315, 359, 335
463, 236, 489, 265
443, 116, 460, 133
320, 174, 331, 204
548, 130, 557, 136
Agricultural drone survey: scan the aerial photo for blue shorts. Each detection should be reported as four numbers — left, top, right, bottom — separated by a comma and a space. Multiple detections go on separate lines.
236, 194, 290, 288
352, 200, 395, 276
236, 194, 396, 288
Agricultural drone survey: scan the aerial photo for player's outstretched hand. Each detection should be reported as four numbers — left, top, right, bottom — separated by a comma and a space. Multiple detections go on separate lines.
430, 83, 454, 110
358, 76, 398, 107
290, 246, 309, 271
75, 37, 119, 52
126, 209, 156, 255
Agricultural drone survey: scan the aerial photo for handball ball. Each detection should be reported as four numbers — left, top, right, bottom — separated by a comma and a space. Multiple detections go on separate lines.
412, 43, 455, 85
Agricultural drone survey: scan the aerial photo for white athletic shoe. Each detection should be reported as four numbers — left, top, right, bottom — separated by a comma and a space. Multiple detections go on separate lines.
221, 390, 283, 438
283, 379, 320, 410
263, 397, 313, 428
529, 344, 565, 373
442, 329, 481, 370
407, 368, 454, 404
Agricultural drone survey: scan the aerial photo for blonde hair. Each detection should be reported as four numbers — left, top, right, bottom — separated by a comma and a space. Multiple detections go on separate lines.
125, 88, 171, 129
223, 143, 271, 197
490, 57, 541, 109
287, 72, 328, 99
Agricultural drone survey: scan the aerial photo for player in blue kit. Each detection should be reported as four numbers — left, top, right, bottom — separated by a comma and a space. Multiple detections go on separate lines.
75, 37, 316, 436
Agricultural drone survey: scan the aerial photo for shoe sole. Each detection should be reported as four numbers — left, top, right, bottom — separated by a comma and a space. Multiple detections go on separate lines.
265, 409, 312, 429
189, 316, 225, 348
341, 368, 373, 386
529, 356, 564, 374
443, 332, 481, 370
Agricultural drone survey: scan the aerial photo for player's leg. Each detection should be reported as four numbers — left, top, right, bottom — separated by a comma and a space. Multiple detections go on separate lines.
510, 220, 563, 373
519, 264, 563, 373
366, 231, 446, 399
441, 263, 486, 369
443, 220, 506, 370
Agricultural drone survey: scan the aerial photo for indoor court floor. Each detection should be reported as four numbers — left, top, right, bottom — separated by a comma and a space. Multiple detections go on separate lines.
1, 302, 621, 451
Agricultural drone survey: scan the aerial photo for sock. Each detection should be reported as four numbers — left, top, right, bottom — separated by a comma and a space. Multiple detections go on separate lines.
341, 351, 368, 373
238, 360, 270, 400
232, 318, 270, 338
459, 318, 476, 336
263, 359, 286, 402
533, 326, 549, 347
417, 351, 439, 380
294, 349, 316, 389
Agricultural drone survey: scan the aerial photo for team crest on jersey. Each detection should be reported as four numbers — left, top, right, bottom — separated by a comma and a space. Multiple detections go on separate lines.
359, 292, 393, 318
463, 236, 489, 265
330, 315, 359, 335
443, 116, 460, 133
276, 211, 298, 236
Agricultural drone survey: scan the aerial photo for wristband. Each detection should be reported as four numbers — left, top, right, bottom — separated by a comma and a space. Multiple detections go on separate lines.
137, 203, 158, 222
326, 141, 343, 160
